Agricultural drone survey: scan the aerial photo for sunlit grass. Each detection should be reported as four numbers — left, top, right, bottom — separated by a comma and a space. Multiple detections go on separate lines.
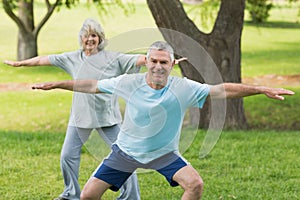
1, 130, 299, 199
244, 87, 300, 130
0, 91, 72, 133
241, 24, 300, 77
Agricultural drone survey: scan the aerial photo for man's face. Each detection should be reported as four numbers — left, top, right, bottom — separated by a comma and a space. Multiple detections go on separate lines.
146, 49, 174, 89
81, 32, 100, 52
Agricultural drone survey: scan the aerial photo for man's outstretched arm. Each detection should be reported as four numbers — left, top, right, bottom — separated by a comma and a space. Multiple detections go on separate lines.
32, 80, 101, 93
209, 83, 295, 100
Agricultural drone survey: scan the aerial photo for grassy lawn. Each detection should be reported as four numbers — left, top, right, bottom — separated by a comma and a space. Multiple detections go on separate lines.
241, 5, 300, 77
244, 87, 300, 130
242, 23, 300, 77
0, 130, 299, 199
0, 2, 299, 200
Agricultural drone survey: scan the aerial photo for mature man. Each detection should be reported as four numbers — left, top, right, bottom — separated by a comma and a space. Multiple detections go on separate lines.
32, 41, 294, 200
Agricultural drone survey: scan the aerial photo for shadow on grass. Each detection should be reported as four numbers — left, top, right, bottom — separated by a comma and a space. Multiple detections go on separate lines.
244, 20, 300, 29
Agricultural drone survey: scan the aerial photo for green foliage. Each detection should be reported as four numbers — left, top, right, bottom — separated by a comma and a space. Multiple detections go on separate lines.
2, 0, 18, 10
2, 0, 132, 12
288, 0, 300, 20
246, 0, 273, 23
93, 0, 135, 20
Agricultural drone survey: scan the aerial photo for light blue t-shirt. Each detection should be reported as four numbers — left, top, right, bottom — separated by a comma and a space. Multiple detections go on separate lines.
98, 73, 210, 163
48, 50, 139, 128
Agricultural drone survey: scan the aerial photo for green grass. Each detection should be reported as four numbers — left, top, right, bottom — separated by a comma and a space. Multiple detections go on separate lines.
241, 23, 300, 77
0, 66, 72, 83
242, 6, 300, 76
244, 87, 300, 130
1, 130, 299, 199
0, 2, 299, 200
0, 91, 72, 133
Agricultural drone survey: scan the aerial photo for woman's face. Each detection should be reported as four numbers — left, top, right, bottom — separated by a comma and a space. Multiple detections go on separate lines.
81, 32, 100, 54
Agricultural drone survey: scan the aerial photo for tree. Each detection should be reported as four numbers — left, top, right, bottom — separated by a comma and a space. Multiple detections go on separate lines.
147, 0, 247, 129
2, 0, 131, 60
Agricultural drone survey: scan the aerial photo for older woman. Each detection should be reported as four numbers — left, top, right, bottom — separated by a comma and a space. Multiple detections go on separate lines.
4, 18, 144, 200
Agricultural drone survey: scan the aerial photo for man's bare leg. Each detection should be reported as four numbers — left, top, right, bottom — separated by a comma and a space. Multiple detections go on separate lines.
80, 177, 111, 200
173, 165, 204, 200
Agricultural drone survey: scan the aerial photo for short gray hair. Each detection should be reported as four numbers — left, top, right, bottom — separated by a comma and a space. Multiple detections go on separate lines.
146, 41, 174, 62
78, 18, 107, 51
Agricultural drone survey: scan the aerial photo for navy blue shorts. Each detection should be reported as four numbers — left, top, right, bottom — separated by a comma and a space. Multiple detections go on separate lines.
93, 144, 188, 191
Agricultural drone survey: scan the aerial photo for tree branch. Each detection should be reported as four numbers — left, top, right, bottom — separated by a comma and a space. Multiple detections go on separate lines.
2, 0, 29, 34
212, 0, 245, 37
33, 0, 61, 36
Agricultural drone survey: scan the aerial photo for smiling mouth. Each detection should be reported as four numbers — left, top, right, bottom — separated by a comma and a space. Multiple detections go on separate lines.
153, 70, 164, 75
87, 42, 96, 45
152, 75, 163, 79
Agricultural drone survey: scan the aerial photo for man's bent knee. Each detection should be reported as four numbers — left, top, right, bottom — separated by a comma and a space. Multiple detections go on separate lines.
80, 177, 110, 200
188, 176, 204, 197
80, 185, 98, 200
80, 190, 93, 200
174, 165, 204, 199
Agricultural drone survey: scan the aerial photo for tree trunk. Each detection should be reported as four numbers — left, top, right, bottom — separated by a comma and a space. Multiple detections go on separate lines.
17, 31, 38, 60
17, 0, 37, 60
147, 0, 248, 129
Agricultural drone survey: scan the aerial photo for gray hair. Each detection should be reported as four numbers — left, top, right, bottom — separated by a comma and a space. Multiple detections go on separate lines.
78, 18, 107, 51
146, 41, 175, 62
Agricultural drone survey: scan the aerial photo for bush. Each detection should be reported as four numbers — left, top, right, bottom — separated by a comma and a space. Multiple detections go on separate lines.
246, 0, 273, 23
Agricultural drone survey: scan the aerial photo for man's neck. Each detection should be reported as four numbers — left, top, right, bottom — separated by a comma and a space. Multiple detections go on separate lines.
146, 75, 167, 90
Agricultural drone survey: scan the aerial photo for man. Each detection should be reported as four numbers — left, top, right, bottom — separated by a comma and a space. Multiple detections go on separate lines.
32, 41, 294, 200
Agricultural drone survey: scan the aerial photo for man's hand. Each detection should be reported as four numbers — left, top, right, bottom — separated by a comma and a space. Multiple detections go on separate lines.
261, 87, 295, 100
210, 83, 295, 100
175, 57, 187, 65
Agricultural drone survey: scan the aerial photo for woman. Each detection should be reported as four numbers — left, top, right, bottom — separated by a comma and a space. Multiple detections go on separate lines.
4, 18, 144, 200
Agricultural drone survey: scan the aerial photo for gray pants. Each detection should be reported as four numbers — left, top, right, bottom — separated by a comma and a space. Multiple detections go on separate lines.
59, 125, 140, 200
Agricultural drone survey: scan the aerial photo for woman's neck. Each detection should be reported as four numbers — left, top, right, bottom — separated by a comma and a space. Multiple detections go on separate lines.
84, 49, 98, 56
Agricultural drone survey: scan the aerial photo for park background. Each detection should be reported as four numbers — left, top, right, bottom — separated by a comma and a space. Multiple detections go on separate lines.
0, 1, 299, 199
